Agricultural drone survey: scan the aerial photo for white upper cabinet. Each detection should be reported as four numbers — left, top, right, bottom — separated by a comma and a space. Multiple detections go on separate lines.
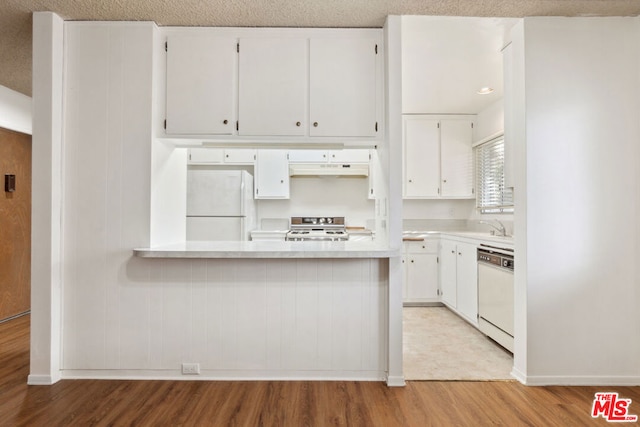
188, 148, 225, 164
329, 149, 371, 163
440, 118, 474, 197
255, 150, 290, 199
288, 149, 370, 164
238, 38, 307, 136
165, 35, 236, 135
403, 116, 441, 197
309, 38, 378, 137
402, 115, 475, 199
162, 28, 381, 141
188, 148, 256, 165
288, 150, 328, 163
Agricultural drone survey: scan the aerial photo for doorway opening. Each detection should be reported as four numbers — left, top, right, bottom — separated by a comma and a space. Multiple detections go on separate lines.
0, 127, 32, 323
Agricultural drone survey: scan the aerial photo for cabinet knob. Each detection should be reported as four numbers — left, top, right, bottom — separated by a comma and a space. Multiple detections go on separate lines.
458, 252, 462, 255
280, 180, 284, 183
411, 260, 414, 263
223, 119, 228, 125
451, 250, 455, 254
408, 179, 413, 183
313, 122, 319, 127
443, 179, 447, 183
296, 121, 301, 127
226, 154, 229, 158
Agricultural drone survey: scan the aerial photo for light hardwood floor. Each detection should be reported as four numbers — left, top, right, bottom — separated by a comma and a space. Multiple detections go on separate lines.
2, 315, 638, 426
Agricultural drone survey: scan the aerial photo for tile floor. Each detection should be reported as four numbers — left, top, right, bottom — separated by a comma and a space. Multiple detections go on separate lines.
403, 306, 514, 381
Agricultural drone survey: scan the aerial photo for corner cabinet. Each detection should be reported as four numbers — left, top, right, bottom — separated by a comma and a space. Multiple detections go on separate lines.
255, 150, 290, 199
165, 35, 236, 135
402, 115, 475, 199
163, 28, 382, 142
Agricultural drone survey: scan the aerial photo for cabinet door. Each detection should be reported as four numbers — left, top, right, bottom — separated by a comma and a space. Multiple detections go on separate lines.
456, 242, 478, 325
402, 254, 408, 300
329, 149, 370, 163
255, 150, 290, 199
309, 38, 377, 137
188, 148, 224, 164
439, 239, 457, 308
403, 116, 440, 197
238, 38, 307, 136
406, 253, 439, 300
288, 150, 328, 163
224, 149, 256, 164
440, 119, 474, 197
166, 35, 236, 135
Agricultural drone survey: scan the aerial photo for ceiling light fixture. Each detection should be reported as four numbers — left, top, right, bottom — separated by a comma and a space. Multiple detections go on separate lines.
477, 87, 494, 95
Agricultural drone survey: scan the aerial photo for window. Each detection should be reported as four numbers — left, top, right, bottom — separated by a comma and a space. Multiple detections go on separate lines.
475, 136, 513, 213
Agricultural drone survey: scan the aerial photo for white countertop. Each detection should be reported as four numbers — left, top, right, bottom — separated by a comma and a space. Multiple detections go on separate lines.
134, 240, 397, 259
402, 230, 514, 247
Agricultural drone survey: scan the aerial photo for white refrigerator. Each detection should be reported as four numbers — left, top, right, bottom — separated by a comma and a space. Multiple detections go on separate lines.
186, 169, 256, 241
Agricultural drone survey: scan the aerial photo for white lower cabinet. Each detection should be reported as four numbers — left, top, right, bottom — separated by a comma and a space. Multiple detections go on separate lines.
402, 239, 439, 304
439, 237, 478, 325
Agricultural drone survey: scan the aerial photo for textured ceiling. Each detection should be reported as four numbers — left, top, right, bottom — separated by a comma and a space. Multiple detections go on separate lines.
2, 0, 640, 96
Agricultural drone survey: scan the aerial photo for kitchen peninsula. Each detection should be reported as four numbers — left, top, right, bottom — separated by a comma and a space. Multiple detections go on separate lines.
128, 240, 396, 382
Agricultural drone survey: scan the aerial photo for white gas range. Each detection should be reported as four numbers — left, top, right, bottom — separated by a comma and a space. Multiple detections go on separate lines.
285, 216, 349, 242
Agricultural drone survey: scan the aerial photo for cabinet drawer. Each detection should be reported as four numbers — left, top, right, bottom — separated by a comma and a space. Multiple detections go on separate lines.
404, 239, 438, 253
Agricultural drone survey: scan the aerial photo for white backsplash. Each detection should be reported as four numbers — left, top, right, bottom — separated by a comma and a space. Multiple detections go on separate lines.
257, 177, 374, 229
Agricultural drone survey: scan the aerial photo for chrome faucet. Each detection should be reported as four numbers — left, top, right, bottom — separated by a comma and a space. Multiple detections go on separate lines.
480, 219, 507, 237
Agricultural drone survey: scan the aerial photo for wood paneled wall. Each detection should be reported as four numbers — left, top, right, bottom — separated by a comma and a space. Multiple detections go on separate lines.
0, 127, 31, 321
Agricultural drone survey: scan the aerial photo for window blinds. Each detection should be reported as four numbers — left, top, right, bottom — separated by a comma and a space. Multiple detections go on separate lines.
475, 136, 514, 213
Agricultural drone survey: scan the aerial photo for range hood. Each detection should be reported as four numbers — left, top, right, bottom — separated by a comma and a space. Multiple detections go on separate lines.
289, 163, 369, 177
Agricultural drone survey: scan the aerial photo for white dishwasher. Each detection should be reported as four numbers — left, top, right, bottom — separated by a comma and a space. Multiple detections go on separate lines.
477, 245, 514, 353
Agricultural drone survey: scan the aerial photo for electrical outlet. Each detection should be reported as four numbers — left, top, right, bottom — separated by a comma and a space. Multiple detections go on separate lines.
181, 363, 200, 375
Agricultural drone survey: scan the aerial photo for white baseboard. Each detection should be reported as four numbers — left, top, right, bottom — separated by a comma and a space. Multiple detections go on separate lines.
61, 369, 387, 382
386, 375, 406, 387
27, 373, 61, 385
520, 375, 640, 386
510, 366, 527, 384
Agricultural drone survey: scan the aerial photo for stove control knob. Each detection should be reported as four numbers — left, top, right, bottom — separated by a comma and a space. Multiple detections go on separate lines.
326, 218, 333, 223
319, 218, 325, 224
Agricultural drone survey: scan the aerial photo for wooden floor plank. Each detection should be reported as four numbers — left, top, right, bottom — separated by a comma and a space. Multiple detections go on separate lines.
2, 315, 639, 426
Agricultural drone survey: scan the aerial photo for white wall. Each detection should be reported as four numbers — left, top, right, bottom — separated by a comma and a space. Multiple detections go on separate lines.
0, 85, 32, 134
52, 21, 391, 383
517, 17, 640, 384
29, 11, 64, 385
383, 15, 405, 386
474, 98, 504, 143
403, 199, 475, 220
61, 21, 156, 371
